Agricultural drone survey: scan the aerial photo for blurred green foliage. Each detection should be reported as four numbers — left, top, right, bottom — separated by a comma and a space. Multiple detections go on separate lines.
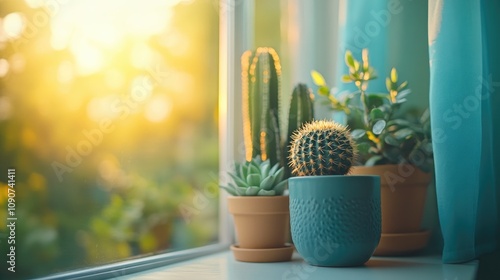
0, 0, 219, 278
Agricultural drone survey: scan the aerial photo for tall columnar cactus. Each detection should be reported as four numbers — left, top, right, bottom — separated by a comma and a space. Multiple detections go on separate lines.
241, 47, 282, 166
289, 120, 357, 176
284, 84, 314, 177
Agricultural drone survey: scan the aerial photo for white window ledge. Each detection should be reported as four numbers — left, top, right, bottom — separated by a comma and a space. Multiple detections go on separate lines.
115, 250, 478, 280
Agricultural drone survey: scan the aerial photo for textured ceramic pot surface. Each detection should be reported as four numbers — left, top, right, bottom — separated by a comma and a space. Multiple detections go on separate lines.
228, 196, 289, 249
289, 175, 381, 267
351, 164, 431, 233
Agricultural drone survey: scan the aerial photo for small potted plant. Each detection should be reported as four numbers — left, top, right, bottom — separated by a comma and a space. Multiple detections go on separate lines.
311, 49, 434, 255
288, 120, 381, 267
220, 156, 293, 262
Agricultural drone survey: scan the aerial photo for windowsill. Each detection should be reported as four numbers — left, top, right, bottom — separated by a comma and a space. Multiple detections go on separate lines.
116, 249, 479, 280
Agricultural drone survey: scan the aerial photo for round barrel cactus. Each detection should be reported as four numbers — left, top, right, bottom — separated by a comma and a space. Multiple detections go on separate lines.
289, 120, 356, 176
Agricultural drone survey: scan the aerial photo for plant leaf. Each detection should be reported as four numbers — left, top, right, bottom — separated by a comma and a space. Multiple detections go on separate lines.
245, 187, 260, 196
229, 173, 248, 188
311, 70, 326, 86
396, 89, 411, 101
260, 175, 274, 190
384, 134, 401, 146
397, 81, 408, 91
365, 155, 383, 166
387, 119, 412, 128
273, 180, 288, 195
345, 51, 355, 68
390, 68, 398, 83
248, 164, 260, 176
260, 160, 270, 178
246, 174, 261, 186
372, 120, 386, 135
394, 128, 414, 140
269, 163, 279, 176
235, 186, 247, 196
220, 185, 237, 196
354, 60, 360, 71
257, 189, 276, 196
341, 75, 352, 83
370, 108, 385, 120
351, 129, 366, 139
386, 77, 392, 92
273, 167, 285, 185
238, 163, 247, 179
420, 108, 430, 123
357, 142, 371, 154
318, 86, 330, 96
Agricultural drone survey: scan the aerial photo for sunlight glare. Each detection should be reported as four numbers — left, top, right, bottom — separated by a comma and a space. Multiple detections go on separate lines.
70, 38, 104, 75
159, 31, 189, 56
24, 0, 44, 8
131, 43, 157, 70
0, 59, 9, 77
105, 70, 125, 90
130, 76, 154, 101
57, 60, 74, 84
87, 96, 119, 122
168, 71, 194, 94
145, 95, 172, 123
50, 0, 183, 77
0, 18, 8, 42
3, 13, 25, 40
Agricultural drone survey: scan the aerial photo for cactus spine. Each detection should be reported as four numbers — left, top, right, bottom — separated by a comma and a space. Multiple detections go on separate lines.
242, 47, 282, 166
289, 120, 356, 176
284, 84, 314, 177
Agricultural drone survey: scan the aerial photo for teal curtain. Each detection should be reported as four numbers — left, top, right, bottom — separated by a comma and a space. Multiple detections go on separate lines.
336, 0, 389, 93
429, 0, 500, 263
334, 0, 390, 125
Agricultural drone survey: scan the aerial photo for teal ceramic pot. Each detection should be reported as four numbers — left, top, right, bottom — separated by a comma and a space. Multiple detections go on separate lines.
289, 175, 381, 267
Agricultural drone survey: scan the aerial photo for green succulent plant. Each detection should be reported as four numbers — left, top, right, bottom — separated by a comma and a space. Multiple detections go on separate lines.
242, 47, 282, 166
220, 156, 287, 196
241, 48, 314, 177
284, 83, 315, 177
289, 120, 357, 176
311, 49, 433, 172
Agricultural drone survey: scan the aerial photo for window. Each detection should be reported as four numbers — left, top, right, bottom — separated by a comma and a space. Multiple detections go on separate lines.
0, 0, 221, 278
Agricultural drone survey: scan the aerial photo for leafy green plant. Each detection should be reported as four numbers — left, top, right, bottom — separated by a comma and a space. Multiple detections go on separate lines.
289, 120, 357, 176
311, 49, 433, 172
220, 156, 287, 196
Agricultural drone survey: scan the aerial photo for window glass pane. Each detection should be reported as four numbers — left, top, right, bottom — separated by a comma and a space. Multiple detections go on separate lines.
0, 0, 219, 278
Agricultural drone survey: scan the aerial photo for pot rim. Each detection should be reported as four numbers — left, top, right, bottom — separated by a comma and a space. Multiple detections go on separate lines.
289, 175, 380, 180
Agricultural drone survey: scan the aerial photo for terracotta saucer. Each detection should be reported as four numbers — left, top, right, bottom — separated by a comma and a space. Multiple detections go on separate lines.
230, 244, 294, 262
374, 230, 431, 256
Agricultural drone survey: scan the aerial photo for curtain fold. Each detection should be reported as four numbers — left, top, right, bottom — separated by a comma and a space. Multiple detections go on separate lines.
428, 0, 500, 263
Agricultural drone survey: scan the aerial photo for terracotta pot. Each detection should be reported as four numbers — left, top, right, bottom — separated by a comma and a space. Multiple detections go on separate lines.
227, 196, 290, 249
350, 164, 431, 233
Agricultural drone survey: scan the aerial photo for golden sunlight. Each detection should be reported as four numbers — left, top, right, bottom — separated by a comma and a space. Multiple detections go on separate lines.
145, 95, 172, 123
49, 0, 183, 75
2, 13, 25, 40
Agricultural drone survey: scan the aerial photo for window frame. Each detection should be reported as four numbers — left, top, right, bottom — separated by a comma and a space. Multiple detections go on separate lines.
35, 0, 253, 278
